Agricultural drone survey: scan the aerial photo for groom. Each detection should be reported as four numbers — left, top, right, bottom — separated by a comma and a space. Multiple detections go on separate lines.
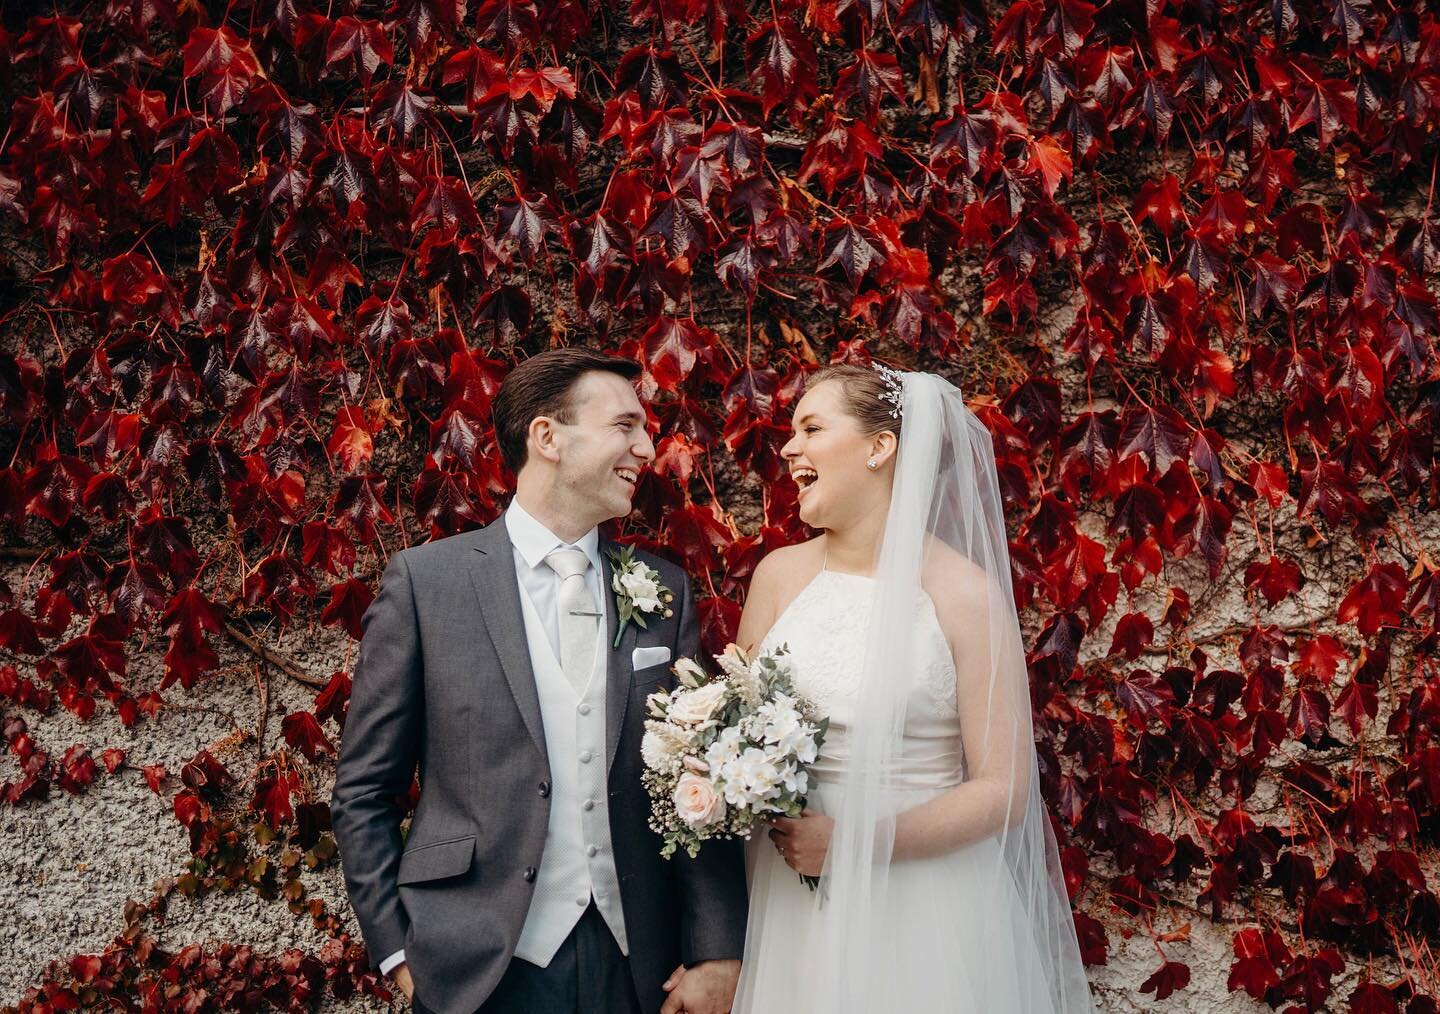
331, 348, 747, 1014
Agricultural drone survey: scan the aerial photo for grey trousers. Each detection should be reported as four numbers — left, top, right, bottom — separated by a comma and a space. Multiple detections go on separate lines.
415, 904, 643, 1014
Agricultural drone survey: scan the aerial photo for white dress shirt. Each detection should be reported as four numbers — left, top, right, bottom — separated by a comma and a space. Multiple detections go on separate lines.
380, 501, 603, 976
504, 499, 605, 665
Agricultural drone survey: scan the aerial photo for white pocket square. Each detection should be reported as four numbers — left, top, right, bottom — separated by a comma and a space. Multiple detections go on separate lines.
631, 646, 672, 670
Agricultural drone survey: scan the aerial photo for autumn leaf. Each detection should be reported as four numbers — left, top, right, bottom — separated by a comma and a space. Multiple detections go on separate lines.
1337, 563, 1407, 637
281, 711, 335, 761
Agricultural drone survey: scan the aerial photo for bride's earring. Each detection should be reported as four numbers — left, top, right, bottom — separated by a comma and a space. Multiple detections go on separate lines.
866, 459, 878, 470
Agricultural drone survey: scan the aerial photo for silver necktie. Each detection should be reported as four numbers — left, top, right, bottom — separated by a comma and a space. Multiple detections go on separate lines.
544, 547, 600, 694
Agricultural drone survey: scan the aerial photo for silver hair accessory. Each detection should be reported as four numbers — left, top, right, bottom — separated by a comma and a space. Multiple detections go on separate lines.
872, 364, 905, 419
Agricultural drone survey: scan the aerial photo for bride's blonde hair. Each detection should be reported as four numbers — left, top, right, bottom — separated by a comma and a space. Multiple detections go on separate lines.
807, 364, 904, 440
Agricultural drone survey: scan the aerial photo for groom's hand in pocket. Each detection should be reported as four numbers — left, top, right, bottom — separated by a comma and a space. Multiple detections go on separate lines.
660, 958, 740, 1014
391, 963, 414, 1003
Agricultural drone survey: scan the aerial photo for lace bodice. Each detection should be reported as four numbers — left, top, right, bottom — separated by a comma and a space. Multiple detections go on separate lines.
758, 569, 965, 791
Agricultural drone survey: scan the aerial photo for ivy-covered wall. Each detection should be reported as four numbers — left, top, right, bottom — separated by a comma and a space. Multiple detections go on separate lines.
1, 0, 1437, 1009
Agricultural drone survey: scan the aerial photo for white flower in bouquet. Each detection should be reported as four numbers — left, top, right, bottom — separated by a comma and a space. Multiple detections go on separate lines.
714, 646, 751, 680
757, 694, 798, 740
645, 688, 672, 718
667, 681, 728, 726
673, 657, 708, 687
641, 722, 694, 774
757, 695, 819, 763
704, 725, 744, 772
672, 772, 727, 829
715, 644, 765, 707
719, 746, 783, 808
790, 731, 818, 766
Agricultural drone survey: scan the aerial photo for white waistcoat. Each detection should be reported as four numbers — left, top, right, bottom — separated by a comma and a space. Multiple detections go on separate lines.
512, 580, 628, 966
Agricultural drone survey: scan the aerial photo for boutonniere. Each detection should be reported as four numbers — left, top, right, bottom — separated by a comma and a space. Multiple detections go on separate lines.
607, 545, 674, 648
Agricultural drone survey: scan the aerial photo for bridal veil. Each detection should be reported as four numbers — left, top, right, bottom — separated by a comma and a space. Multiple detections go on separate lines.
811, 369, 1094, 1013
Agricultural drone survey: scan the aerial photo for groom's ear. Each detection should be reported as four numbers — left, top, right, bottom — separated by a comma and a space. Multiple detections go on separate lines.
527, 415, 564, 466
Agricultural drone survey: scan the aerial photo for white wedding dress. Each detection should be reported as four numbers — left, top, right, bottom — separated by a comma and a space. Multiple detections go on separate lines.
733, 567, 1062, 1013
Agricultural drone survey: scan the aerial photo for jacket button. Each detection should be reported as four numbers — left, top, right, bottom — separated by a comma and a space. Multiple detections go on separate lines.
523, 867, 537, 883
538, 781, 551, 798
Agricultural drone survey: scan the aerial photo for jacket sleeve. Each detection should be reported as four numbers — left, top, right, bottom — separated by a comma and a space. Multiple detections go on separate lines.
669, 572, 749, 965
329, 549, 423, 969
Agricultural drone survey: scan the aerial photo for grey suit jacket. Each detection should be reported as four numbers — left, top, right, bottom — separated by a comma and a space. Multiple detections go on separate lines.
330, 519, 747, 1014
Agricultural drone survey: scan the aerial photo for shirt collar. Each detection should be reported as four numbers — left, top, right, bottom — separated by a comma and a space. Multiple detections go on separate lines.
504, 498, 602, 575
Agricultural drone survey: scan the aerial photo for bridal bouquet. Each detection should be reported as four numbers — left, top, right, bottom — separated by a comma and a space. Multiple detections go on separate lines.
641, 644, 828, 868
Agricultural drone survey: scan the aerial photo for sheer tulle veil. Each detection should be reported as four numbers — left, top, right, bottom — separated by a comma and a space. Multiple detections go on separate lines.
810, 370, 1094, 1013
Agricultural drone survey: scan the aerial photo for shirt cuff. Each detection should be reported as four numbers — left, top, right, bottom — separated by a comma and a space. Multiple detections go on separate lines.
379, 949, 407, 975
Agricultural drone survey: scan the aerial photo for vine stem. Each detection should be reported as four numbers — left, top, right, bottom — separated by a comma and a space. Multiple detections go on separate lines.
223, 622, 330, 689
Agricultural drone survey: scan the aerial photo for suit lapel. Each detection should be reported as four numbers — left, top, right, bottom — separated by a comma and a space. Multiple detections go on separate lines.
601, 539, 638, 772
467, 521, 548, 763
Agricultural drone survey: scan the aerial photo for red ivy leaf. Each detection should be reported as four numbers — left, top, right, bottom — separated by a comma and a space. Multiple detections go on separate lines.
1337, 563, 1407, 637
1244, 555, 1304, 606
320, 577, 375, 640
314, 670, 352, 727
327, 406, 375, 473
281, 710, 335, 761
253, 767, 299, 827
1139, 959, 1191, 1001
1291, 635, 1348, 685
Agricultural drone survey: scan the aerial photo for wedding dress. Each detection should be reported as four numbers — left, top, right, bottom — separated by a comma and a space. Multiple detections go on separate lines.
733, 566, 1063, 1012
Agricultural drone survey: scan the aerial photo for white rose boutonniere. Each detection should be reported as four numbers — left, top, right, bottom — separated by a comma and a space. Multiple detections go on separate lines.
606, 545, 674, 647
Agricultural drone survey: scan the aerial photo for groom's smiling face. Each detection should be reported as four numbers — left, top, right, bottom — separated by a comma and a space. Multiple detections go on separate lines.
546, 370, 655, 524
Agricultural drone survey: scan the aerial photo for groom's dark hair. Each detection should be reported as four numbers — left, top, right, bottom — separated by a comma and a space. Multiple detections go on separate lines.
492, 347, 642, 476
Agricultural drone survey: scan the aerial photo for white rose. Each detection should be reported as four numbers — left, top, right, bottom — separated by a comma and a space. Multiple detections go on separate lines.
646, 689, 671, 718
667, 681, 728, 726
618, 567, 662, 613
672, 772, 727, 829
673, 657, 707, 688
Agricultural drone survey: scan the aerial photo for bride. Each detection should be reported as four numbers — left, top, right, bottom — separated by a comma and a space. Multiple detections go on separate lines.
725, 364, 1094, 1013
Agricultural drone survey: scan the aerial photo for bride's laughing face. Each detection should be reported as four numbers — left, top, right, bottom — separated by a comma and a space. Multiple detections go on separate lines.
781, 380, 893, 530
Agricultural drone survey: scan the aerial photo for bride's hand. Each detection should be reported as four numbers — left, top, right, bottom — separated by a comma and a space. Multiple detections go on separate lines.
768, 812, 834, 876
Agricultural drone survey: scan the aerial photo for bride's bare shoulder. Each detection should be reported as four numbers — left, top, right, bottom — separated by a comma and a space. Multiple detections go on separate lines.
921, 541, 999, 619
751, 538, 825, 596
738, 538, 823, 652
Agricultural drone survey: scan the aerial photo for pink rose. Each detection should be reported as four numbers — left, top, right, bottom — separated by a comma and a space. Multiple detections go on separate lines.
672, 772, 727, 829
